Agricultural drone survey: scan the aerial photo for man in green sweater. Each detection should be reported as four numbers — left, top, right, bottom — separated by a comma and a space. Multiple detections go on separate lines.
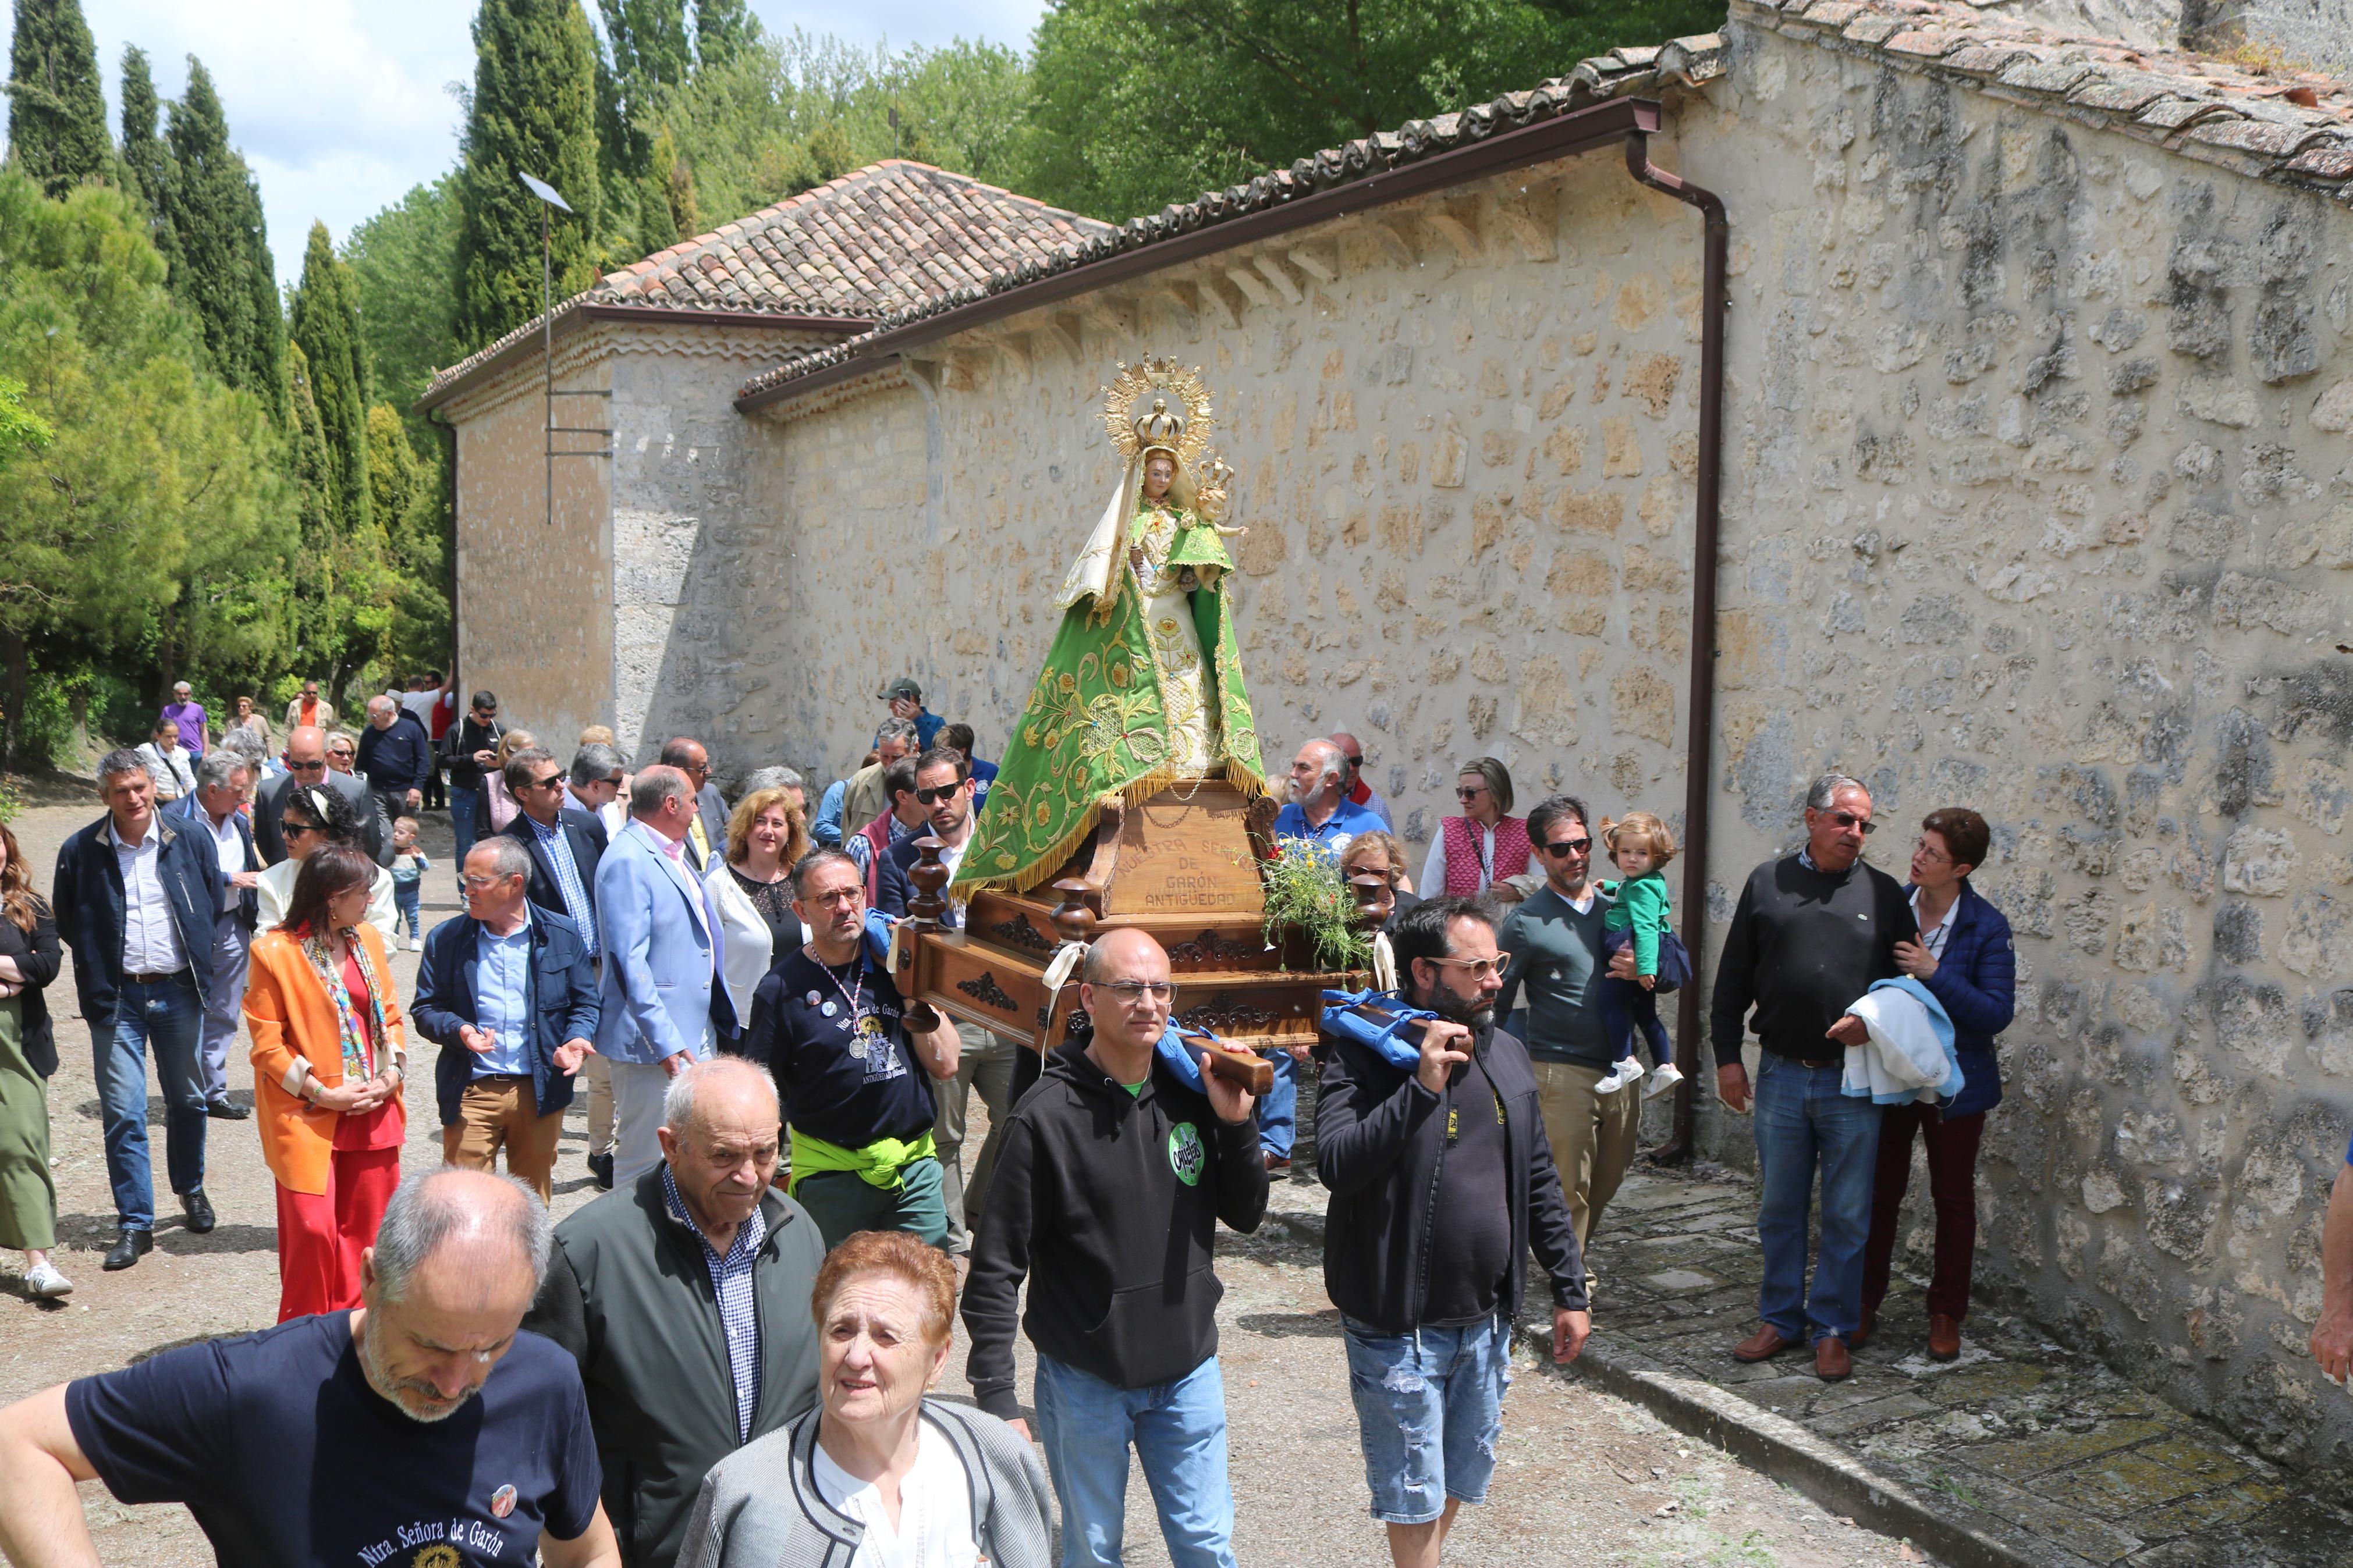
1711, 773, 1911, 1384
1497, 795, 1643, 1256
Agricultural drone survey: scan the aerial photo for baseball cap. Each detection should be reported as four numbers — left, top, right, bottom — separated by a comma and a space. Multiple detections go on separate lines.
878, 678, 923, 702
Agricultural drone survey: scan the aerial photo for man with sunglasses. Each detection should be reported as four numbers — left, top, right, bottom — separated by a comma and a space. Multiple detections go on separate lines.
444, 690, 504, 863
1327, 730, 1394, 830
1713, 773, 1912, 1384
964, 927, 1266, 1568
1496, 795, 1642, 1255
253, 726, 382, 866
499, 745, 608, 975
876, 748, 1018, 1256
1316, 897, 1587, 1567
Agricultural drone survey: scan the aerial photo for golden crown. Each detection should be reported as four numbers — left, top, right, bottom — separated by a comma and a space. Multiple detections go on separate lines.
1100, 356, 1212, 467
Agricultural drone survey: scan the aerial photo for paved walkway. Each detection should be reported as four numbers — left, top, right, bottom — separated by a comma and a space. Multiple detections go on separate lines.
1509, 1167, 2349, 1567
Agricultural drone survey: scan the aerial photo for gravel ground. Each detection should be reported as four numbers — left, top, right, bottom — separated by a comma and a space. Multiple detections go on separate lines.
1, 793, 1929, 1567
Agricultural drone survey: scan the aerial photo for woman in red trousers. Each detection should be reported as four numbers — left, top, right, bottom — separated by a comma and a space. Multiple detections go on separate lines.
243, 841, 408, 1320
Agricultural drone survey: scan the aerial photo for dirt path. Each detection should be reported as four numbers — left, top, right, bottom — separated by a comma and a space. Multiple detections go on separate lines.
1, 794, 1925, 1566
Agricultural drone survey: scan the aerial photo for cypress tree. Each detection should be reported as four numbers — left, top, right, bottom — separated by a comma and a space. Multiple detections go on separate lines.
453, 0, 603, 352
290, 221, 368, 534
6, 0, 110, 197
116, 45, 175, 266
692, 0, 752, 69
164, 59, 281, 400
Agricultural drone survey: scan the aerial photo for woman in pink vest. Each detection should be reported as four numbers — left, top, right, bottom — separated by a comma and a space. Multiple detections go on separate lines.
1420, 757, 1531, 899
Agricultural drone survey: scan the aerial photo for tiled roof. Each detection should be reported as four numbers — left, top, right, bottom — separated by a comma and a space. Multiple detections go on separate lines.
1742, 0, 2353, 181
734, 36, 1730, 404
418, 161, 1112, 408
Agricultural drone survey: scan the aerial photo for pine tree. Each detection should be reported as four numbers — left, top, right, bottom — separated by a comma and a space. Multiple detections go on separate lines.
290, 221, 369, 534
116, 45, 177, 272
453, 0, 603, 352
164, 59, 281, 401
6, 0, 110, 197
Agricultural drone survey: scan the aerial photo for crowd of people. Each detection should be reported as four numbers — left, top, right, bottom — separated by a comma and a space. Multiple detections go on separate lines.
6, 667, 2352, 1568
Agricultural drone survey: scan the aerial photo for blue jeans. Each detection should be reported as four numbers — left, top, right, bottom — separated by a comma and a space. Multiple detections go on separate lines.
196, 913, 253, 1101
393, 879, 422, 940
449, 784, 480, 865
1034, 1352, 1238, 1568
93, 972, 209, 1231
1259, 1048, 1300, 1158
1341, 1313, 1513, 1523
1754, 1054, 1882, 1342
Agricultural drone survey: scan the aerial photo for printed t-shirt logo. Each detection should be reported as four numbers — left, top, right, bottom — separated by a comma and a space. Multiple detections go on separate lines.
1167, 1122, 1204, 1186
490, 1484, 517, 1519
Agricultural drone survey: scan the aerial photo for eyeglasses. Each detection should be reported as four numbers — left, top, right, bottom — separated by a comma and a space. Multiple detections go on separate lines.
1912, 837, 1950, 865
286, 759, 326, 773
1825, 811, 1877, 834
1095, 980, 1174, 1005
459, 873, 514, 890
914, 783, 964, 805
1540, 837, 1591, 856
280, 820, 318, 838
1427, 952, 1510, 979
1341, 753, 1363, 768
528, 774, 566, 792
803, 887, 861, 908
1456, 784, 1489, 801
601, 774, 624, 787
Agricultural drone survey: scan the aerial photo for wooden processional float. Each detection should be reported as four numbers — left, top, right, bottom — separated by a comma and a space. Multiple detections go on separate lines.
889, 780, 1394, 1096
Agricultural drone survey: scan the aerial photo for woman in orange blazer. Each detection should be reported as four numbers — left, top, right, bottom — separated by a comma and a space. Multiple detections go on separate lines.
243, 842, 408, 1321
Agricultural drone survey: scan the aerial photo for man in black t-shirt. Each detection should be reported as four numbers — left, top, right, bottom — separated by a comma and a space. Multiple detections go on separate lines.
0, 1168, 619, 1568
1315, 897, 1589, 1568
741, 847, 959, 1250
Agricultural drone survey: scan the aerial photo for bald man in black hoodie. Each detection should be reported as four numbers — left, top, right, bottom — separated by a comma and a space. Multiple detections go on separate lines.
962, 927, 1267, 1568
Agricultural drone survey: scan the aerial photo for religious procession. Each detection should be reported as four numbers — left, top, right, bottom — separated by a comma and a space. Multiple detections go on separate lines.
6, 0, 2353, 1561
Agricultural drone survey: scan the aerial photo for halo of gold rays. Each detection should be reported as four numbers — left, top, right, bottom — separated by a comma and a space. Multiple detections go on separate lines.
1099, 356, 1213, 469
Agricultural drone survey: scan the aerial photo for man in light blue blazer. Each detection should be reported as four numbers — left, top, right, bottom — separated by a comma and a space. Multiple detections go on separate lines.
592, 765, 736, 1184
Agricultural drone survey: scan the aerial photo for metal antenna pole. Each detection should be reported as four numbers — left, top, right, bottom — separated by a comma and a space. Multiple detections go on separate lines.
542, 202, 553, 531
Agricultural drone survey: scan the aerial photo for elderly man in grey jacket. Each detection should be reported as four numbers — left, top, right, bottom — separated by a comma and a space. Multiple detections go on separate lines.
524, 1059, 826, 1568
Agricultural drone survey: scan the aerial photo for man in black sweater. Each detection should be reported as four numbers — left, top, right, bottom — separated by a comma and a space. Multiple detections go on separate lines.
1318, 896, 1588, 1568
963, 927, 1267, 1568
1712, 773, 1912, 1382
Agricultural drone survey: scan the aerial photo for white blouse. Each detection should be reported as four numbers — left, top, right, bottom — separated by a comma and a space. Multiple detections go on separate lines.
811, 1424, 978, 1568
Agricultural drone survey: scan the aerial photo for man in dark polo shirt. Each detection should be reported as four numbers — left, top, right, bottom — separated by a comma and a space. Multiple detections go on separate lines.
1496, 793, 1641, 1256
1712, 772, 1912, 1383
740, 848, 959, 1249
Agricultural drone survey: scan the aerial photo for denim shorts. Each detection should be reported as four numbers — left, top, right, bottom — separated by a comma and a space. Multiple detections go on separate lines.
1340, 1313, 1514, 1524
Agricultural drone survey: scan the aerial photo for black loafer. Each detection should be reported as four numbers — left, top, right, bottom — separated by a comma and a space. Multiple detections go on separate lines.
104, 1228, 154, 1271
588, 1152, 615, 1190
182, 1190, 217, 1235
205, 1098, 250, 1121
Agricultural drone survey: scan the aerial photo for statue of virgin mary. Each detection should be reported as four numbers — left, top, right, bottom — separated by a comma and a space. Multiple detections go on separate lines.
955, 358, 1267, 895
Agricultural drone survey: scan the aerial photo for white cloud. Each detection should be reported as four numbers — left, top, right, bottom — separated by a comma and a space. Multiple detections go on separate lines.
10, 0, 1042, 288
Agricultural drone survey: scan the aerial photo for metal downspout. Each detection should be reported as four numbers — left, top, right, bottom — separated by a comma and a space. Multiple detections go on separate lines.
1623, 129, 1728, 1165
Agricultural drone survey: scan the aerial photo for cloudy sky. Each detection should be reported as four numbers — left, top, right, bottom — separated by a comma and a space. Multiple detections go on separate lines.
16, 1, 1045, 287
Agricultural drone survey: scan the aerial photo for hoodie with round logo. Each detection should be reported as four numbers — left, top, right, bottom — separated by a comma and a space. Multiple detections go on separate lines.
962, 1039, 1270, 1419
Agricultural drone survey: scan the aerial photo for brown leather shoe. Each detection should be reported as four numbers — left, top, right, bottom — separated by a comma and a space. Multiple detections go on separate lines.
1851, 1306, 1875, 1350
1815, 1336, 1852, 1381
1928, 1314, 1962, 1361
1732, 1324, 1795, 1363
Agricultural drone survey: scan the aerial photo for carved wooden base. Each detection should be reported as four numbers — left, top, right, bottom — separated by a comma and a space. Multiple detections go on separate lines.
899, 778, 1364, 1057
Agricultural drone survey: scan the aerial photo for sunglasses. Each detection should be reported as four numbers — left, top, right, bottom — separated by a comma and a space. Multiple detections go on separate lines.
1825, 810, 1878, 834
1456, 785, 1489, 801
914, 783, 964, 805
528, 774, 566, 792
1541, 837, 1591, 856
286, 759, 326, 772
1341, 754, 1363, 768
1426, 952, 1511, 979
280, 820, 319, 838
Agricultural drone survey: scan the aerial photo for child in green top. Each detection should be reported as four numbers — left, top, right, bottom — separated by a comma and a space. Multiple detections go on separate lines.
1598, 811, 1687, 1101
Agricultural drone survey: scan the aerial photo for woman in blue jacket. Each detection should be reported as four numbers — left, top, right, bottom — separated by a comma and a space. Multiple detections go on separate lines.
1860, 806, 2014, 1363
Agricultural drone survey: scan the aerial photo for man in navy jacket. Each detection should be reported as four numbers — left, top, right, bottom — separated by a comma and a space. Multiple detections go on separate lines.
53, 749, 226, 1270
166, 752, 262, 1123
411, 835, 599, 1201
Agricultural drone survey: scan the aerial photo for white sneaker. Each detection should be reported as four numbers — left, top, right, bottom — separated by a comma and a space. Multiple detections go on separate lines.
1595, 1059, 1645, 1096
407, 937, 423, 952
24, 1261, 72, 1297
1642, 1062, 1687, 1101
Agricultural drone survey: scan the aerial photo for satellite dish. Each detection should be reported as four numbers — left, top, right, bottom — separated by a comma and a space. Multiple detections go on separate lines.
517, 172, 574, 212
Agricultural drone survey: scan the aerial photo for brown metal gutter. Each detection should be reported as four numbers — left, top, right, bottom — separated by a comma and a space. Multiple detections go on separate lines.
736, 96, 1664, 414
414, 303, 871, 414
1623, 129, 1728, 1166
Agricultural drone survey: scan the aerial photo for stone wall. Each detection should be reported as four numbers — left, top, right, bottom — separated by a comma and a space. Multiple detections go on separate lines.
501, 10, 2353, 1482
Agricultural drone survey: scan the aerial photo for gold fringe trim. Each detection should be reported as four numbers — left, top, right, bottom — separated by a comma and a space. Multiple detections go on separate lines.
957, 753, 1270, 900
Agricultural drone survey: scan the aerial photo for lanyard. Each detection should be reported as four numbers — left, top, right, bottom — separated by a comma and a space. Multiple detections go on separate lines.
812, 951, 865, 1023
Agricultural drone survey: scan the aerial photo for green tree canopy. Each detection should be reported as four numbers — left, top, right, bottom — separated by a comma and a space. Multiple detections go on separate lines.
368, 404, 450, 673
1020, 0, 1724, 221
5, 0, 109, 197
116, 45, 178, 269
290, 219, 370, 531
454, 0, 604, 352
163, 58, 283, 402
0, 170, 290, 755
346, 175, 462, 410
